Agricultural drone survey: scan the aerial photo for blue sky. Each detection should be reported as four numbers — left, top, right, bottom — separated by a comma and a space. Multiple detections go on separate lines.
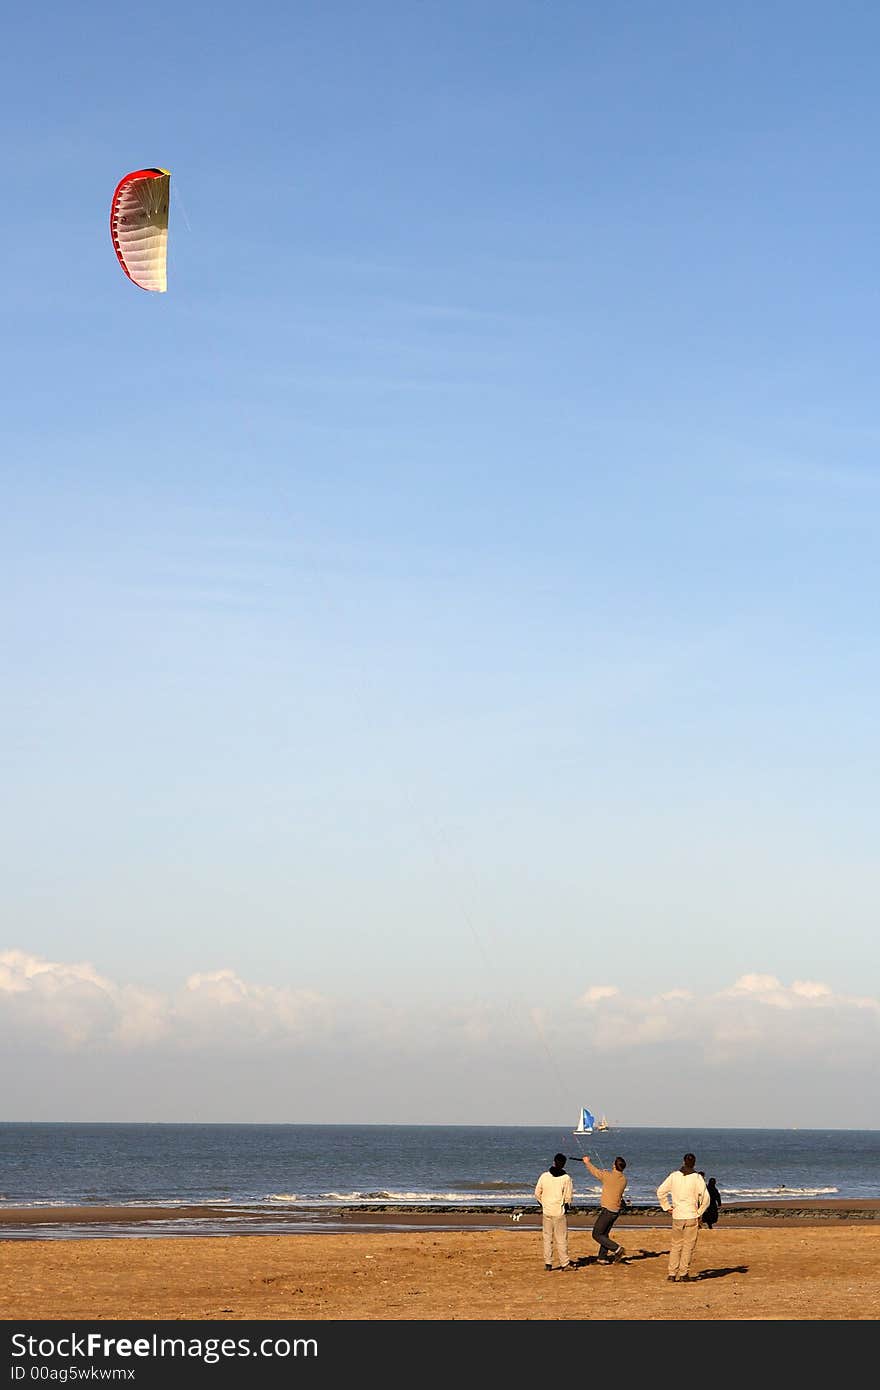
2, 2, 878, 1124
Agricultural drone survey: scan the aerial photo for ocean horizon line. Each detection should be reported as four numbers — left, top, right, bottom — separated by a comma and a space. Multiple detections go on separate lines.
1, 1120, 876, 1132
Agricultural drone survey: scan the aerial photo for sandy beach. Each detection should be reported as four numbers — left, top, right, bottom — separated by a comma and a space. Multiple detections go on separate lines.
1, 1203, 878, 1320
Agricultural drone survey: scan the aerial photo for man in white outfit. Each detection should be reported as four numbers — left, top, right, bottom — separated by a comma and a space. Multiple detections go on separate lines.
534, 1153, 574, 1271
656, 1152, 710, 1282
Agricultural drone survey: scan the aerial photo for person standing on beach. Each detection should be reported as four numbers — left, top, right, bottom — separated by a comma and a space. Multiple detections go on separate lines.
581, 1154, 628, 1264
656, 1153, 709, 1282
534, 1153, 574, 1271
701, 1177, 722, 1229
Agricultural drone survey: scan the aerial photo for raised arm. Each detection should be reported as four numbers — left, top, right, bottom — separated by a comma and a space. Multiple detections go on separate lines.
582, 1156, 603, 1181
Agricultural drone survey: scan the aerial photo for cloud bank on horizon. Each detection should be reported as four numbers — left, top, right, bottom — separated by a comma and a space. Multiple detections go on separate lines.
2, 949, 876, 1128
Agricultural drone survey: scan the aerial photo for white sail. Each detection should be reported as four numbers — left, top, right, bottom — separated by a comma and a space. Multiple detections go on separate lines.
573, 1106, 595, 1134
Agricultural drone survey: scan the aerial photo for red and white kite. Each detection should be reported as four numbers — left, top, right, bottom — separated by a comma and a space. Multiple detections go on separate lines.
110, 168, 170, 292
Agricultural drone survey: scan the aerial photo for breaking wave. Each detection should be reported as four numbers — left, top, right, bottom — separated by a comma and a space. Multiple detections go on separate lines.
451, 1180, 524, 1192
723, 1186, 839, 1198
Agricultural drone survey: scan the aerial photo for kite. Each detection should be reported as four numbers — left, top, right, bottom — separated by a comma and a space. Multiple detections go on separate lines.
110, 168, 171, 292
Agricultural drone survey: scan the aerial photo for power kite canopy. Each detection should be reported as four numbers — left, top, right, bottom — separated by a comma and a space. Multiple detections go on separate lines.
110, 168, 171, 292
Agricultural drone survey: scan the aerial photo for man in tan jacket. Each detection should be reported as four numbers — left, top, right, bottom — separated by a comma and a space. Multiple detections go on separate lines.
534, 1154, 574, 1270
581, 1154, 628, 1263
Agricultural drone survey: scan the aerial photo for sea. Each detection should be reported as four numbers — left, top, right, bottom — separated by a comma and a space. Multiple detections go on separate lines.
0, 1124, 876, 1239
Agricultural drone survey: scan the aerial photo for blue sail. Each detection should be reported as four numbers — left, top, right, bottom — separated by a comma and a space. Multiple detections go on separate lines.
574, 1106, 596, 1133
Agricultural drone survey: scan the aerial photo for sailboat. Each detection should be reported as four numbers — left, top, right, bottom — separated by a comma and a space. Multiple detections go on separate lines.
595, 1115, 610, 1132
573, 1106, 595, 1135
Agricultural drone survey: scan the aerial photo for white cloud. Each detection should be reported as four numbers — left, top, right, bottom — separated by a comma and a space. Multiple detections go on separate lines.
723, 973, 794, 1007
1, 950, 877, 1081
180, 967, 331, 1043
2, 950, 878, 1124
578, 985, 620, 1004
564, 972, 880, 1061
0, 948, 157, 1047
0, 949, 330, 1051
791, 980, 832, 1000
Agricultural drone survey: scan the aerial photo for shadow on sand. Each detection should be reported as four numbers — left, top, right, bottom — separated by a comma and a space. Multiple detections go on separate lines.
566, 1253, 749, 1281
569, 1248, 665, 1268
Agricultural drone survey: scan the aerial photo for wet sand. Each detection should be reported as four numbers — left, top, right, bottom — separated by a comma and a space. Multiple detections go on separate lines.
1, 1197, 878, 1231
1, 1203, 878, 1320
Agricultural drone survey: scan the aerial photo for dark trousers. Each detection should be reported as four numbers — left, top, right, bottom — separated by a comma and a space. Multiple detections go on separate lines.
592, 1206, 622, 1259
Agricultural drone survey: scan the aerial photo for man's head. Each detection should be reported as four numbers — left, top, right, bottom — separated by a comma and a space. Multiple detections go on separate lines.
554, 1153, 567, 1168
613, 1156, 626, 1172
682, 1152, 697, 1172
